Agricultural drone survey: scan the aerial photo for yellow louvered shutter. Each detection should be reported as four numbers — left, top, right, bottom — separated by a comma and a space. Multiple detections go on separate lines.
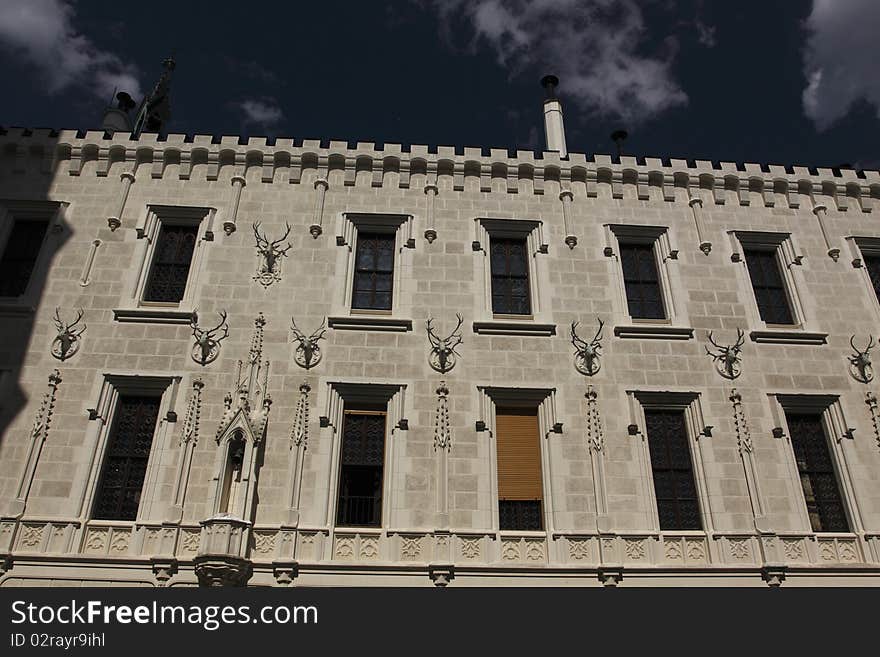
496, 409, 543, 500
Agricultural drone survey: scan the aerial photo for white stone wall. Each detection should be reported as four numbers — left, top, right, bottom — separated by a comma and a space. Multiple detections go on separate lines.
0, 128, 879, 586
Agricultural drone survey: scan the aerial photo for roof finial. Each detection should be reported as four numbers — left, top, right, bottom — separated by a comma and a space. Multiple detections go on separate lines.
132, 56, 176, 137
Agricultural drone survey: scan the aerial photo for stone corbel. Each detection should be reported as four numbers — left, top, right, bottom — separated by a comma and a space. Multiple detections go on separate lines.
224, 175, 246, 236
428, 563, 454, 587
310, 178, 329, 238
272, 561, 299, 586
108, 170, 136, 231
151, 558, 178, 587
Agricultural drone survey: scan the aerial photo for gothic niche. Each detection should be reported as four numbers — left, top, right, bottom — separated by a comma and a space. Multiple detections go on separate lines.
190, 310, 229, 366
290, 317, 327, 369
848, 335, 875, 383
218, 432, 247, 514
252, 221, 292, 287
50, 307, 86, 361
705, 329, 744, 380
426, 313, 463, 374
570, 318, 604, 376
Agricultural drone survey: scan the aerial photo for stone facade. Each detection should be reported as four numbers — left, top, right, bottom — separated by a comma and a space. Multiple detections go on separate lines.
0, 127, 879, 587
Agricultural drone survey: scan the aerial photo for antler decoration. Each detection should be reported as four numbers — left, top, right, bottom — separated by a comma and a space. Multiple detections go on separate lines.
426, 313, 464, 374
571, 318, 604, 376
190, 310, 229, 366
705, 329, 745, 380
50, 307, 86, 361
253, 221, 292, 287
848, 335, 875, 383
290, 317, 327, 369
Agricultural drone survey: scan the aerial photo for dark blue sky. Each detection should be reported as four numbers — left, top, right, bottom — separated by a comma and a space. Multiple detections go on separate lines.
1, 1, 878, 170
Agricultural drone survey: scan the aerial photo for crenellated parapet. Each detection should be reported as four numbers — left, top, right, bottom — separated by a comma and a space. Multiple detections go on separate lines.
1, 126, 878, 212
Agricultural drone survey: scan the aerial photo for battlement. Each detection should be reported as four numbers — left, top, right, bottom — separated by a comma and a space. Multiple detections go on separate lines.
1, 125, 878, 211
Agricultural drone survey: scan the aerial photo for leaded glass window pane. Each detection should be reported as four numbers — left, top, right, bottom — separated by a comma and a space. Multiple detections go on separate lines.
645, 409, 701, 530
143, 224, 198, 302
862, 254, 880, 303
490, 237, 531, 315
93, 395, 161, 521
620, 243, 665, 319
352, 232, 394, 311
0, 219, 48, 297
744, 248, 795, 325
336, 410, 386, 527
786, 412, 849, 533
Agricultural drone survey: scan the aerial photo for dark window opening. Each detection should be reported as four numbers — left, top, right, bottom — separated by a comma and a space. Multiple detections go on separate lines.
0, 219, 48, 297
496, 408, 543, 531
352, 232, 394, 311
744, 248, 795, 325
645, 409, 701, 530
786, 412, 849, 533
862, 254, 880, 303
490, 237, 531, 315
143, 223, 198, 302
620, 242, 665, 319
93, 394, 161, 521
336, 408, 386, 527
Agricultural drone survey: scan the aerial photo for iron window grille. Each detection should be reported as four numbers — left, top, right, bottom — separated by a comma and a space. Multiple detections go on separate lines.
743, 248, 795, 325
336, 409, 386, 527
142, 223, 199, 303
490, 237, 531, 315
620, 242, 665, 320
0, 219, 49, 297
499, 500, 542, 531
785, 412, 850, 533
351, 232, 395, 311
645, 409, 702, 531
92, 394, 162, 521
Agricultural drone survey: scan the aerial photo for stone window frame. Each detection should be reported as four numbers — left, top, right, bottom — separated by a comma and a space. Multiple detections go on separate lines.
113, 204, 216, 325
328, 213, 414, 332
320, 382, 409, 532
728, 230, 826, 345
625, 390, 714, 535
79, 374, 182, 526
0, 199, 66, 310
604, 224, 693, 340
846, 236, 880, 323
472, 218, 556, 337
767, 393, 863, 536
475, 386, 563, 535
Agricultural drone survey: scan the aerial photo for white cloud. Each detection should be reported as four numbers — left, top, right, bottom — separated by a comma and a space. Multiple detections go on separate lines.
802, 0, 880, 130
429, 0, 688, 123
237, 98, 284, 129
0, 0, 142, 101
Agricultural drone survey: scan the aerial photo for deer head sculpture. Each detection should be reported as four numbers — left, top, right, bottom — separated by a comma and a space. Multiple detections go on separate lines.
426, 313, 464, 374
253, 221, 292, 286
705, 329, 745, 379
571, 318, 604, 376
51, 307, 86, 361
190, 310, 229, 366
290, 317, 327, 369
848, 335, 875, 383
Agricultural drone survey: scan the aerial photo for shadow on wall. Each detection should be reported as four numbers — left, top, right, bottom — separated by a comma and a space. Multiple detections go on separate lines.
0, 128, 69, 447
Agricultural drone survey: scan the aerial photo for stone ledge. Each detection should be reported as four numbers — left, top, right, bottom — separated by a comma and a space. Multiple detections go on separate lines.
472, 321, 557, 336
327, 316, 413, 332
749, 330, 828, 345
113, 307, 196, 324
613, 325, 694, 340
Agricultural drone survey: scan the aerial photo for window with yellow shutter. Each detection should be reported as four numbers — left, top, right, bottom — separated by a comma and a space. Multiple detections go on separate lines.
495, 408, 543, 531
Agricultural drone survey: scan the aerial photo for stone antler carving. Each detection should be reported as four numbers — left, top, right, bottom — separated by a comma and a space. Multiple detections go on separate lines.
51, 307, 86, 361
848, 334, 875, 383
571, 318, 604, 376
426, 313, 464, 373
705, 329, 745, 379
290, 317, 327, 369
253, 221, 292, 287
190, 310, 229, 366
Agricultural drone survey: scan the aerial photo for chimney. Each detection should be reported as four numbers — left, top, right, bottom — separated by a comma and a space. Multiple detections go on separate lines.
540, 75, 568, 157
101, 91, 135, 135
